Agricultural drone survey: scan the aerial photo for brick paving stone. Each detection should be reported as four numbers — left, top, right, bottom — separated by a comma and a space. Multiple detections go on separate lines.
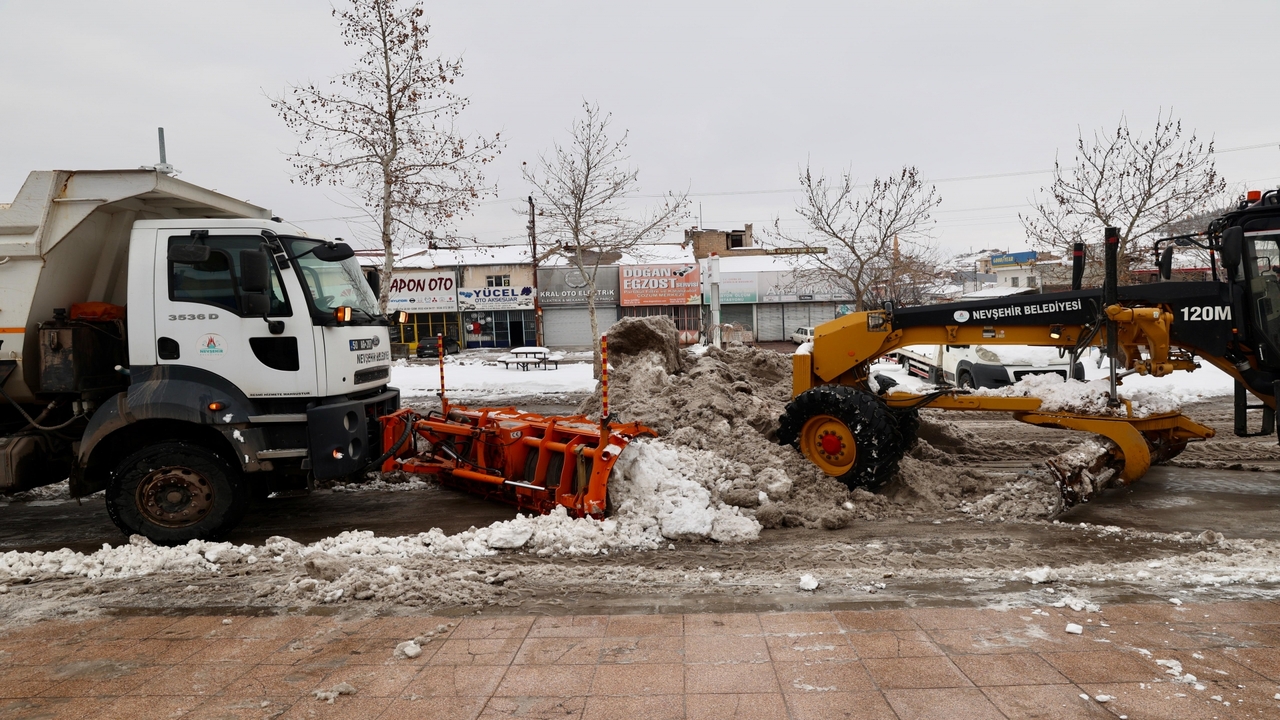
529, 615, 610, 638
514, 637, 605, 665
683, 635, 769, 664
402, 664, 508, 698
590, 663, 681, 696
833, 609, 919, 632
845, 630, 943, 659
1039, 650, 1165, 685
605, 614, 683, 637
684, 662, 779, 694
685, 693, 788, 720
1, 600, 1278, 719
452, 616, 534, 640
764, 633, 858, 663
862, 656, 973, 689
757, 611, 842, 635
775, 659, 875, 694
596, 636, 684, 665
582, 694, 683, 720
981, 684, 1115, 719
783, 690, 898, 720
952, 652, 1070, 686
496, 664, 592, 697
479, 694, 586, 719
381, 696, 488, 720
883, 687, 1007, 720
682, 613, 762, 637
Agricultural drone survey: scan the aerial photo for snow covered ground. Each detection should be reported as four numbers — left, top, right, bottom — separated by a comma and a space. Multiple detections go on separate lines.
392, 357, 597, 399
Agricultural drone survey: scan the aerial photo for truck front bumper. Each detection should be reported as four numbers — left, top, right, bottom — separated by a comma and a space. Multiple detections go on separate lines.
307, 387, 400, 480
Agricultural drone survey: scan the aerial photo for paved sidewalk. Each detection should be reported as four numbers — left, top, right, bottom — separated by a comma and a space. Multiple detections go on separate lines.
2, 601, 1280, 719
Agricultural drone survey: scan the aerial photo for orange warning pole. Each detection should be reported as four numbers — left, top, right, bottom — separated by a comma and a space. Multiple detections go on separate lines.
599, 333, 609, 441
437, 333, 449, 415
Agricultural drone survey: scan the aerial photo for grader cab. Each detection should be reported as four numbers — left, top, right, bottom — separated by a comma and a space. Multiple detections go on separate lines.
781, 190, 1280, 506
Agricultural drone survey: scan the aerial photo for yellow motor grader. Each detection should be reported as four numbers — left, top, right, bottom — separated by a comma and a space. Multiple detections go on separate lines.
780, 192, 1280, 506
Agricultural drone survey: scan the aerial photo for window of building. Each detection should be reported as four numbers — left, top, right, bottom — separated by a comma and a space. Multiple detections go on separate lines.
1027, 276, 1038, 288
1010, 276, 1019, 288
728, 231, 745, 249
619, 305, 702, 332
168, 235, 290, 316
486, 275, 511, 287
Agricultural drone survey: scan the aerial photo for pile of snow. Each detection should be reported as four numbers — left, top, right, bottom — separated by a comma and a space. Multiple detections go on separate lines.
975, 373, 1207, 417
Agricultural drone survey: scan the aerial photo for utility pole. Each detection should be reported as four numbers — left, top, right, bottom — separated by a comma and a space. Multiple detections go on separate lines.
528, 196, 544, 347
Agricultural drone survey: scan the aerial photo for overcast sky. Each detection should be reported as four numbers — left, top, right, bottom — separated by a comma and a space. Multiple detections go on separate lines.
2, 1, 1277, 259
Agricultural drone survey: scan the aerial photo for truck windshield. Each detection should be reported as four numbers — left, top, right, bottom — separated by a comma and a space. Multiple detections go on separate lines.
287, 239, 380, 316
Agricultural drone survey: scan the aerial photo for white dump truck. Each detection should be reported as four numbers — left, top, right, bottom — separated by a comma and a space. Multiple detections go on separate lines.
895, 344, 1084, 389
0, 170, 399, 542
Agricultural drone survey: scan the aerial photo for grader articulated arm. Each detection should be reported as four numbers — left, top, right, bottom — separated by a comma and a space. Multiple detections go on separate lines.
783, 283, 1227, 507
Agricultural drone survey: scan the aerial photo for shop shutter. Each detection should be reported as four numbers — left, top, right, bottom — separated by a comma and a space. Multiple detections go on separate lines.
756, 303, 784, 341
810, 302, 837, 326
783, 303, 811, 335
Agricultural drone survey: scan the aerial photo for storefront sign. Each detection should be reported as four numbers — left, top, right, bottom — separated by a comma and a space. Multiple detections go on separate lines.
457, 285, 535, 311
712, 272, 759, 304
387, 269, 458, 313
537, 266, 619, 307
619, 264, 701, 306
991, 251, 1037, 267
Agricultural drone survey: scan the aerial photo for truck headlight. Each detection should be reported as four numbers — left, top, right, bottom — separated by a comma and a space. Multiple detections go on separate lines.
975, 347, 1001, 363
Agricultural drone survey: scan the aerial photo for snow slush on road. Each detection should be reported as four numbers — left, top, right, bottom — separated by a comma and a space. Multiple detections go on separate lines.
4, 315, 1278, 621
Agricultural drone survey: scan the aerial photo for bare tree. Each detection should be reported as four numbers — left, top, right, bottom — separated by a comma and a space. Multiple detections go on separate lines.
769, 166, 941, 311
270, 0, 502, 311
1021, 111, 1224, 280
523, 102, 688, 375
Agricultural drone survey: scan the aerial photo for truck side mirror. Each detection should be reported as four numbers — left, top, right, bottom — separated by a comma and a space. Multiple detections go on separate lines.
365, 268, 381, 298
169, 244, 211, 263
241, 292, 270, 317
312, 242, 355, 262
1221, 226, 1243, 281
240, 249, 271, 293
1158, 246, 1174, 281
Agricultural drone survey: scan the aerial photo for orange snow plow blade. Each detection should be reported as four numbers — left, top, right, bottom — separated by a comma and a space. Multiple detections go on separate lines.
377, 406, 656, 518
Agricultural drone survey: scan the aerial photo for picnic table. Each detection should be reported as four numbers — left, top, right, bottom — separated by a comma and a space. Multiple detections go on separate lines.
500, 347, 564, 371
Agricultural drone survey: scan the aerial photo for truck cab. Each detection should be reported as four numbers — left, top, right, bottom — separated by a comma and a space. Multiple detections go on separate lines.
0, 170, 397, 542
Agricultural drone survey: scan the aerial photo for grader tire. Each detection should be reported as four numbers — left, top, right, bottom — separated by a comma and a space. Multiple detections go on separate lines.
894, 409, 921, 454
778, 385, 904, 492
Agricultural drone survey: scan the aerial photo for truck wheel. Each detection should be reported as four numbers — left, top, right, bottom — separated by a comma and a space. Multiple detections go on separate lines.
106, 442, 249, 545
777, 385, 903, 492
958, 371, 975, 389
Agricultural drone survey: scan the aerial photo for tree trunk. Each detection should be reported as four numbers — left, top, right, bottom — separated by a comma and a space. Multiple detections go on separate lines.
587, 276, 601, 379
379, 175, 394, 314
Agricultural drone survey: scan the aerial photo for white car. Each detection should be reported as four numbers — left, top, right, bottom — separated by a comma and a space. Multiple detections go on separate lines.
895, 344, 1083, 389
791, 326, 815, 344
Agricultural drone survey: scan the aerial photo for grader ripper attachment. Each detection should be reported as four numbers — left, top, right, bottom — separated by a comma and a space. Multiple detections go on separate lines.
377, 335, 654, 518
784, 198, 1280, 507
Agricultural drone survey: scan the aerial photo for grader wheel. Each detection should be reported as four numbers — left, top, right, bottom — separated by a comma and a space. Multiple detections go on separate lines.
778, 386, 904, 491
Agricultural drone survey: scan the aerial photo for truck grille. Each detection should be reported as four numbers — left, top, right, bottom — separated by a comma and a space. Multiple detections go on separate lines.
354, 366, 390, 385
1012, 370, 1068, 382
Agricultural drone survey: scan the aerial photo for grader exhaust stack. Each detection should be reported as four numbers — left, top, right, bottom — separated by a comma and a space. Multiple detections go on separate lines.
377, 335, 653, 518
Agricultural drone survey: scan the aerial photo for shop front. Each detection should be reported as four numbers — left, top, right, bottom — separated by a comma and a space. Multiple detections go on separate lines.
388, 269, 461, 353
618, 263, 702, 344
538, 266, 619, 348
458, 285, 537, 348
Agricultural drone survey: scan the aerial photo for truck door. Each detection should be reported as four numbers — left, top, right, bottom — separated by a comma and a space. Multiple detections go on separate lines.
155, 232, 319, 398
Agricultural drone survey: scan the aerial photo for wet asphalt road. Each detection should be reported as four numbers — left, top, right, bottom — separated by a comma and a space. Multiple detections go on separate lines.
1, 464, 1278, 554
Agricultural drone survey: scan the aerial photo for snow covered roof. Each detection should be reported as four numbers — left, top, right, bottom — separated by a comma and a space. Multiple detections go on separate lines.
961, 286, 1037, 299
